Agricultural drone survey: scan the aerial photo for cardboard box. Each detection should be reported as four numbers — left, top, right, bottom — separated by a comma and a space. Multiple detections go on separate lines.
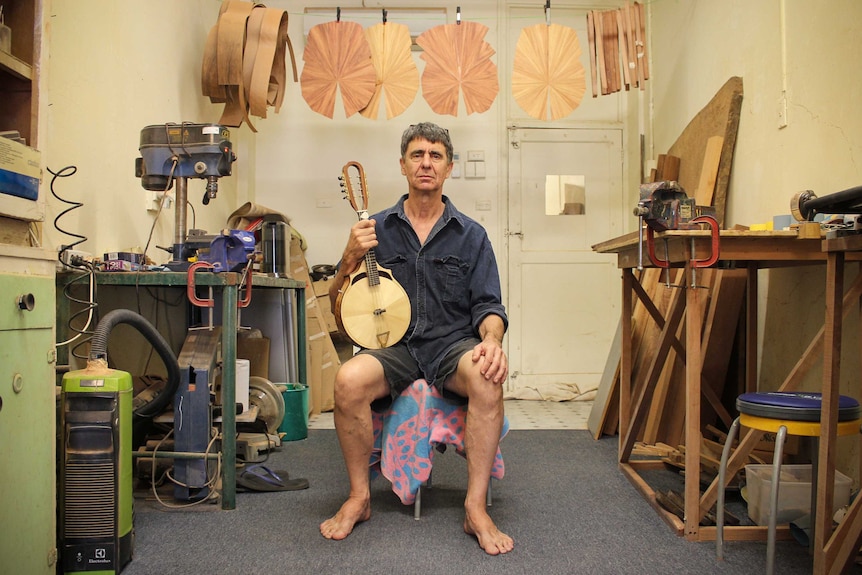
312, 277, 339, 333
290, 235, 338, 414
745, 464, 851, 526
0, 137, 43, 221
0, 136, 40, 201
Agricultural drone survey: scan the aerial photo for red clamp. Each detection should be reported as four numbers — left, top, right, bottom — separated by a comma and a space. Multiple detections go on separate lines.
645, 215, 720, 269
646, 225, 671, 269
238, 266, 253, 308
187, 261, 215, 307
689, 215, 720, 268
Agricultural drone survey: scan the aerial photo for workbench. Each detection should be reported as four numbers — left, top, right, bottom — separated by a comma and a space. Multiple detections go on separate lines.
56, 270, 306, 510
593, 228, 862, 574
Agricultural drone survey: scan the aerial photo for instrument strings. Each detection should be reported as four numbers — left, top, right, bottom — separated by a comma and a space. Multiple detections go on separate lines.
348, 169, 390, 346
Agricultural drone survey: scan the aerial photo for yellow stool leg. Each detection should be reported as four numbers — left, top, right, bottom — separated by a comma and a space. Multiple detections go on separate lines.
766, 425, 787, 575
716, 417, 741, 560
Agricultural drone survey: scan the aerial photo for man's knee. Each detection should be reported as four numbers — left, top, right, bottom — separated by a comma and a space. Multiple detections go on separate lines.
334, 355, 387, 405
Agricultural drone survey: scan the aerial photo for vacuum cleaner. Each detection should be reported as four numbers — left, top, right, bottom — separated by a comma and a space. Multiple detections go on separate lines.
59, 309, 179, 574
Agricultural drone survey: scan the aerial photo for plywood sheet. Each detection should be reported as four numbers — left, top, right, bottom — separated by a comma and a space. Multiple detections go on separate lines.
667, 76, 743, 226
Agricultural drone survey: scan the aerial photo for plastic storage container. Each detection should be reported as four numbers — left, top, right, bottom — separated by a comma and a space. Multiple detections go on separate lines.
745, 464, 852, 526
278, 383, 309, 441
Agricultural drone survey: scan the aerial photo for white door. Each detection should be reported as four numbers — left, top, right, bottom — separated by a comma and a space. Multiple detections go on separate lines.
506, 127, 624, 392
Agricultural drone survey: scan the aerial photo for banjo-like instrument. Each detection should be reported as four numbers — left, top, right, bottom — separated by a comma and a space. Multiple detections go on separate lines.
334, 161, 411, 349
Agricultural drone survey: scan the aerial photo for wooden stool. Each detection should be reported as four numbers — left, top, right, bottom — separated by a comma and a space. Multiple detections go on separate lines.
716, 391, 861, 575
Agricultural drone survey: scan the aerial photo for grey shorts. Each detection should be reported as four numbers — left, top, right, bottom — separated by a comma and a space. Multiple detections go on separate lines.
358, 338, 479, 405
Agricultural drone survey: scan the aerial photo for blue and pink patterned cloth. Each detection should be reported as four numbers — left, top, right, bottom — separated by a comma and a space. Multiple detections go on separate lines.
369, 379, 509, 505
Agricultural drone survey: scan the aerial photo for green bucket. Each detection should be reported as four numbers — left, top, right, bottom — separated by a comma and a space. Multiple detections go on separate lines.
278, 383, 309, 441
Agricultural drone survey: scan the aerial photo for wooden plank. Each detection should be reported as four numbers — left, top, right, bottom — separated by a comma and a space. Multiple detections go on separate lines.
588, 320, 622, 439
694, 135, 724, 206
624, 2, 638, 88
661, 154, 681, 181
616, 9, 630, 89
594, 10, 608, 95
684, 271, 708, 538
633, 1, 646, 88
620, 462, 685, 535
636, 1, 649, 80
586, 11, 598, 98
621, 286, 686, 459
667, 77, 744, 227
602, 10, 617, 94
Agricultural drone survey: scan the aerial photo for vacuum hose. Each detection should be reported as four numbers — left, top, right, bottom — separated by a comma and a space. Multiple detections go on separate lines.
89, 308, 181, 419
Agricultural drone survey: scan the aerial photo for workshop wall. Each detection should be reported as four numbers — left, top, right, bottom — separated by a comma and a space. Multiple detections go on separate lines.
42, 0, 245, 263
650, 0, 862, 477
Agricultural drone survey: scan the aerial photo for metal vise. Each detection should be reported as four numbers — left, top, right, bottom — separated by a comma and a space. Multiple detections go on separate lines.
633, 180, 720, 277
188, 229, 256, 273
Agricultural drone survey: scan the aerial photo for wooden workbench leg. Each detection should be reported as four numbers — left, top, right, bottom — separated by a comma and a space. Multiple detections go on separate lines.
745, 263, 758, 393
814, 250, 843, 573
685, 266, 707, 539
620, 269, 634, 462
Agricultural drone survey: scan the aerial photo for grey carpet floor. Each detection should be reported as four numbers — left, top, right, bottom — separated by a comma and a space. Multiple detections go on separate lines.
123, 429, 842, 575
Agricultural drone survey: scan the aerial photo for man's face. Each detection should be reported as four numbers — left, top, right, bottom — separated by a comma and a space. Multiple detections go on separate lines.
400, 137, 453, 193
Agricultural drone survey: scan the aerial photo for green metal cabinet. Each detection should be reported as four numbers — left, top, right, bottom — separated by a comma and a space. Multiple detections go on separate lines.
0, 246, 57, 575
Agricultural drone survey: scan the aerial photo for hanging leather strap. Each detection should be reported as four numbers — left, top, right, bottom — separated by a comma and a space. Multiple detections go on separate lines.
201, 0, 298, 131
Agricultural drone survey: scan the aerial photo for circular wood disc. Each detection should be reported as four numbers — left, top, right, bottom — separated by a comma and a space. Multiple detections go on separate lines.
417, 21, 499, 116
300, 20, 377, 118
360, 22, 419, 119
513, 23, 586, 121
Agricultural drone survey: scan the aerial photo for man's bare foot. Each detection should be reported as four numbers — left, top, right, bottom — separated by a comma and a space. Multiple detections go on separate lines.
464, 508, 514, 555
320, 496, 371, 540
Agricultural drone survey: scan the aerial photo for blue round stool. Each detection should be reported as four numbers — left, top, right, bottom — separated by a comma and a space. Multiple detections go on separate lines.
716, 392, 861, 575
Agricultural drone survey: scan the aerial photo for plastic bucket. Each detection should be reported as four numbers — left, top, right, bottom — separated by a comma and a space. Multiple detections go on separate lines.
278, 383, 309, 441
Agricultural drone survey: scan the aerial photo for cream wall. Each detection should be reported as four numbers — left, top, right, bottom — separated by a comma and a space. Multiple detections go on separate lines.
42, 0, 242, 261
649, 0, 862, 473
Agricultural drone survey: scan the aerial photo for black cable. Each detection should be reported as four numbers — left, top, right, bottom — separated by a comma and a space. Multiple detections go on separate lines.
49, 164, 100, 358
49, 165, 88, 269
64, 262, 99, 361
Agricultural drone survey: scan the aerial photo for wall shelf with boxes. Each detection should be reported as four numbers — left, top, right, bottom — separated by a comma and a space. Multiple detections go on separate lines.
0, 0, 45, 226
0, 0, 41, 146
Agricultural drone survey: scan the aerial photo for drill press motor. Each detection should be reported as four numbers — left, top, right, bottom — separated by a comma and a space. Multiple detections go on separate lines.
135, 123, 237, 268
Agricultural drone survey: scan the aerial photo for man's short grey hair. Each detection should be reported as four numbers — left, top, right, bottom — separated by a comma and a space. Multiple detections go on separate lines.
400, 122, 453, 164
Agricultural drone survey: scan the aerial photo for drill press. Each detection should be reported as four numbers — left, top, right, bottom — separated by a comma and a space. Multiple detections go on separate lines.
135, 122, 236, 269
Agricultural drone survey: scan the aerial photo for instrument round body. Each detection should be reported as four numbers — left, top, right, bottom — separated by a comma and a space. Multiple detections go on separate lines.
334, 260, 411, 349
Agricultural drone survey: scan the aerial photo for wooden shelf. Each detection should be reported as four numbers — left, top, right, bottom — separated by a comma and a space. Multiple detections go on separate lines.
0, 49, 32, 80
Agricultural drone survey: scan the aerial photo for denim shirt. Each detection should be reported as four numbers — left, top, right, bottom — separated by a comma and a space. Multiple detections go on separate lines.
372, 194, 508, 385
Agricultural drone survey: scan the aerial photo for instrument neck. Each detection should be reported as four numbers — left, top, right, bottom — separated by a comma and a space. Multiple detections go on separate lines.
365, 250, 380, 287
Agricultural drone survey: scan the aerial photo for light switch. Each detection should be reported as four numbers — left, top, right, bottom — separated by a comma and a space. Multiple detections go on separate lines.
465, 160, 485, 179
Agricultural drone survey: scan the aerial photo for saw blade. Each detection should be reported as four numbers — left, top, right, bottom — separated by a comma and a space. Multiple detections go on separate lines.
248, 376, 285, 434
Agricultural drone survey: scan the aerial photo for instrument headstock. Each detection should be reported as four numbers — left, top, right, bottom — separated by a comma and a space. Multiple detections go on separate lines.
339, 161, 369, 219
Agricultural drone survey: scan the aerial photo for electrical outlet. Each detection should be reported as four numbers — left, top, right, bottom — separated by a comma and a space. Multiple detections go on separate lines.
146, 191, 172, 212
